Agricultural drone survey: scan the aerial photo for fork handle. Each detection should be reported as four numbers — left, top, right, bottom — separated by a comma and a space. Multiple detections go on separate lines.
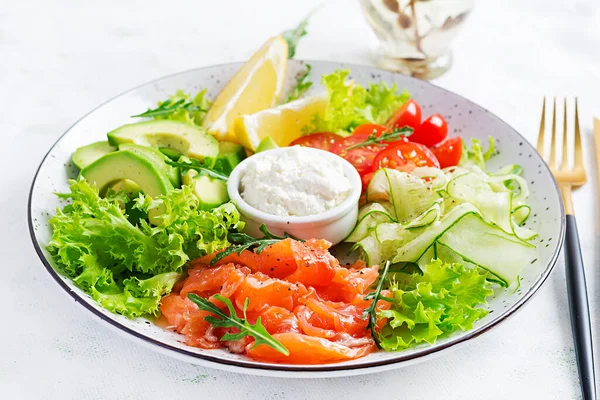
565, 214, 597, 400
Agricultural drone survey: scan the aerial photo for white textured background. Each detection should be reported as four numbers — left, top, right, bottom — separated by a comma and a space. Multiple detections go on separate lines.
2, 0, 600, 399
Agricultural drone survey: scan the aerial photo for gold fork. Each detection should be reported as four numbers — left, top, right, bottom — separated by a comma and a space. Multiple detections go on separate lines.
536, 97, 596, 400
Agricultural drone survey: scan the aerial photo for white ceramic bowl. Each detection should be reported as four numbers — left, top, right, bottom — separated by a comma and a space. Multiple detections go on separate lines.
28, 60, 565, 378
227, 147, 362, 245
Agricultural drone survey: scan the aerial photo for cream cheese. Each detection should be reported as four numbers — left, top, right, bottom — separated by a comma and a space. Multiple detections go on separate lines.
239, 146, 352, 217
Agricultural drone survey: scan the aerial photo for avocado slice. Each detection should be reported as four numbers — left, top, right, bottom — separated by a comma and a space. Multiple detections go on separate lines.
110, 179, 142, 195
215, 141, 247, 174
158, 147, 181, 160
80, 150, 174, 224
72, 141, 117, 169
256, 136, 279, 153
107, 120, 218, 161
118, 143, 181, 187
182, 170, 229, 210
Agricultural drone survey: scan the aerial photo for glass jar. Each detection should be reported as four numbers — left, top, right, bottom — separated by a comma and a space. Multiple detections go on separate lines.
360, 0, 475, 79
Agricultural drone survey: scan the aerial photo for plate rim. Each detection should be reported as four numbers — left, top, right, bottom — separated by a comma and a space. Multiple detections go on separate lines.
27, 59, 566, 374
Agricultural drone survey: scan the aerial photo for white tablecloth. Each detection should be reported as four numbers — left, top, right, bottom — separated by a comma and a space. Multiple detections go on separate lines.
2, 0, 599, 398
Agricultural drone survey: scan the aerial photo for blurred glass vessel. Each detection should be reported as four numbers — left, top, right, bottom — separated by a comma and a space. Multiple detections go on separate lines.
360, 0, 474, 80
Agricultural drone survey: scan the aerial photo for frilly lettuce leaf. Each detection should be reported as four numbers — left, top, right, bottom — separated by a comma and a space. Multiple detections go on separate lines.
47, 179, 243, 318
304, 69, 409, 134
459, 137, 496, 170
379, 259, 494, 351
157, 89, 211, 126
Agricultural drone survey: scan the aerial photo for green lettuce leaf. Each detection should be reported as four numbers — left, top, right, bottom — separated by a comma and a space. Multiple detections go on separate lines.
134, 89, 211, 126
47, 179, 243, 318
159, 89, 211, 126
459, 137, 496, 170
304, 69, 409, 134
379, 259, 494, 351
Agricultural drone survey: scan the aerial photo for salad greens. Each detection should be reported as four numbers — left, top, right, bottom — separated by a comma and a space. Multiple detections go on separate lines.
304, 69, 410, 134
459, 137, 496, 170
285, 64, 313, 103
379, 259, 494, 351
132, 89, 211, 126
188, 294, 289, 355
47, 179, 243, 317
281, 16, 309, 59
165, 158, 229, 182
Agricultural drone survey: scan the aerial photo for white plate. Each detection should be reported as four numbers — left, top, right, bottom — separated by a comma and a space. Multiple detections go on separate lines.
28, 60, 565, 378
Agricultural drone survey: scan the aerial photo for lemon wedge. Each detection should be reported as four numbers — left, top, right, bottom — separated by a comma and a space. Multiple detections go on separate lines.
234, 92, 329, 151
203, 36, 289, 143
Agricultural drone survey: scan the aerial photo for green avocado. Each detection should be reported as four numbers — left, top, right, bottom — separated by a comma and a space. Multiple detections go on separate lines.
80, 150, 174, 224
107, 120, 218, 161
182, 170, 228, 210
118, 143, 181, 187
215, 141, 247, 174
71, 141, 117, 169
256, 136, 279, 153
158, 147, 182, 160
110, 179, 142, 195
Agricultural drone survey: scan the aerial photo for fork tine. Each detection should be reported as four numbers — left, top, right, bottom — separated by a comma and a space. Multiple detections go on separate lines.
574, 97, 584, 169
536, 97, 546, 156
561, 98, 569, 170
549, 97, 558, 168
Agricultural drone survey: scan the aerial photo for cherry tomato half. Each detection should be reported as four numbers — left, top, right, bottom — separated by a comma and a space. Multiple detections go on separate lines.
431, 137, 463, 168
373, 141, 440, 173
386, 99, 422, 130
409, 114, 448, 147
290, 132, 343, 151
330, 133, 381, 176
361, 172, 374, 192
352, 124, 388, 137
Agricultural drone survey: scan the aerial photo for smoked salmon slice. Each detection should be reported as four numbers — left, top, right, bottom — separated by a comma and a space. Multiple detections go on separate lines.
246, 333, 376, 364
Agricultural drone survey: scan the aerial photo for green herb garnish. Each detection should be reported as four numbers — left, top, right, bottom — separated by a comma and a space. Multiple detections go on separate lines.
281, 17, 309, 59
285, 64, 313, 103
165, 159, 229, 182
346, 127, 413, 151
211, 224, 302, 266
362, 261, 393, 349
132, 98, 206, 119
187, 294, 289, 355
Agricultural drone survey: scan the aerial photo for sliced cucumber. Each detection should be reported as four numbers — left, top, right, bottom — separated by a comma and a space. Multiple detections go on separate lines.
393, 203, 480, 264
437, 212, 536, 285
512, 205, 531, 225
366, 169, 441, 223
491, 164, 523, 176
345, 203, 395, 243
446, 172, 513, 233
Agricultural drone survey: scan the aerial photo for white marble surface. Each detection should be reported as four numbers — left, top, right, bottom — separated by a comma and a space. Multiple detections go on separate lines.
2, 0, 600, 399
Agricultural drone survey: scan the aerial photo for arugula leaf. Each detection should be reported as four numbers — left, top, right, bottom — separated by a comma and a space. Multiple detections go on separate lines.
379, 259, 494, 351
281, 17, 309, 59
165, 158, 229, 182
211, 224, 302, 266
362, 261, 393, 348
132, 89, 211, 126
187, 294, 289, 355
285, 64, 313, 103
363, 82, 410, 125
459, 137, 496, 170
346, 127, 413, 150
303, 69, 410, 134
47, 179, 243, 317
